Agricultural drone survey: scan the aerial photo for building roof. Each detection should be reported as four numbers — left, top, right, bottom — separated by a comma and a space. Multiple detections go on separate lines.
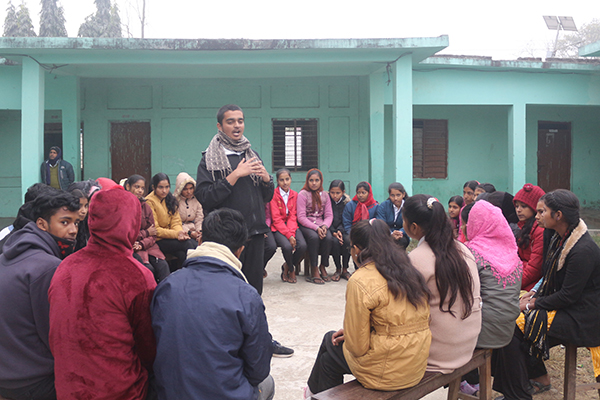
579, 40, 600, 58
0, 36, 449, 78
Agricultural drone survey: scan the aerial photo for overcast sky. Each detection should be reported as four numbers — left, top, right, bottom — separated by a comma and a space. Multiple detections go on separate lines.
3, 0, 599, 60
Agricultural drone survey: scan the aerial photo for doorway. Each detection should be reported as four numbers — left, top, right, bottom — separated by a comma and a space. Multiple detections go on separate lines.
537, 121, 571, 192
110, 121, 151, 185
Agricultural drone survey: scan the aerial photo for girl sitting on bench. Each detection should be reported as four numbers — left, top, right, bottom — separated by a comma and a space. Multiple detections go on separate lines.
305, 219, 431, 397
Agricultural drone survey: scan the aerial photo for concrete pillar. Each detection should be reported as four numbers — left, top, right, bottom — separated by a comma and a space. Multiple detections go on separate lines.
369, 69, 385, 201
21, 58, 45, 198
61, 76, 81, 180
508, 103, 526, 194
392, 55, 413, 195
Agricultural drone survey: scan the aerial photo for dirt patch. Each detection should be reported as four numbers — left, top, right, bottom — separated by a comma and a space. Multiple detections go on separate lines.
493, 346, 599, 399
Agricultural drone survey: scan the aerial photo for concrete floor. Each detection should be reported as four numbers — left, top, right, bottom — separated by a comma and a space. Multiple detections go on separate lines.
262, 250, 447, 400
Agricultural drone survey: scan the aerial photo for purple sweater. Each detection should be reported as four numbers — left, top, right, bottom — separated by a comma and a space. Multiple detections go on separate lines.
297, 190, 333, 230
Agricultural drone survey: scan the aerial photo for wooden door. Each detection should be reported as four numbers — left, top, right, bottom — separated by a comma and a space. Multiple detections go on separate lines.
110, 121, 151, 185
537, 121, 571, 192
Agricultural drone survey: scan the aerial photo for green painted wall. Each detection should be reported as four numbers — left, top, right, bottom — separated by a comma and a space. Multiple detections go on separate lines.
0, 67, 21, 109
0, 111, 22, 216
81, 76, 371, 197
412, 69, 600, 106
412, 105, 510, 203
527, 105, 600, 206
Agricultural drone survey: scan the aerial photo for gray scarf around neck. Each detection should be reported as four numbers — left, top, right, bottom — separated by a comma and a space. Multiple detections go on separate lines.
205, 130, 260, 185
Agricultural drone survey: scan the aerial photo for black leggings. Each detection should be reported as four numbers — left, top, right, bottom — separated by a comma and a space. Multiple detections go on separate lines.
264, 231, 277, 269
299, 226, 333, 268
157, 238, 197, 271
307, 331, 351, 394
329, 232, 350, 270
273, 229, 307, 268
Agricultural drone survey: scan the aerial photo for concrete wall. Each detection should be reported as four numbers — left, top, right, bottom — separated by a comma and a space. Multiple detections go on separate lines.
411, 105, 510, 203
0, 111, 22, 215
81, 76, 370, 196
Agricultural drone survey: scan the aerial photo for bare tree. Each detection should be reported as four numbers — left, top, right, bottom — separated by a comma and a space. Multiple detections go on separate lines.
554, 19, 600, 58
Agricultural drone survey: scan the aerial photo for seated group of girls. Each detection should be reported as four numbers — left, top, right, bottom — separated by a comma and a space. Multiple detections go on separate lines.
121, 172, 205, 283
262, 168, 411, 285
305, 181, 600, 400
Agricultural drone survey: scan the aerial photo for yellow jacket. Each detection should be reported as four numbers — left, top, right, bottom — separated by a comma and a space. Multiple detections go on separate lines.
145, 192, 183, 240
343, 262, 431, 391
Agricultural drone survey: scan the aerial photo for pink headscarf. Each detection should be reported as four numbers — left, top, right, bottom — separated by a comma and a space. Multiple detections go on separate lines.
467, 200, 522, 287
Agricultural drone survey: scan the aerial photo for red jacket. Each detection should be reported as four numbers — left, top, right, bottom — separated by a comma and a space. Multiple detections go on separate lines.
49, 188, 157, 400
518, 221, 544, 291
270, 188, 298, 239
136, 201, 165, 263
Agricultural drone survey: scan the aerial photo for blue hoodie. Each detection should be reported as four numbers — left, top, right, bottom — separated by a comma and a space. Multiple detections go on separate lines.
0, 222, 61, 390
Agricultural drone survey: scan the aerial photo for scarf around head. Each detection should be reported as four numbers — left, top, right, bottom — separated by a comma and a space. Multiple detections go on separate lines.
352, 182, 376, 224
466, 200, 522, 287
205, 130, 260, 185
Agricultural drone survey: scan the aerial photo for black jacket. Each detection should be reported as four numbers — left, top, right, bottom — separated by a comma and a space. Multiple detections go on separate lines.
0, 222, 61, 390
536, 228, 600, 347
329, 193, 350, 235
195, 151, 274, 237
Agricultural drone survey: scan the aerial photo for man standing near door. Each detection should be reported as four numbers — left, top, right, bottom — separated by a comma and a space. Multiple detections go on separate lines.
41, 146, 74, 190
195, 104, 293, 357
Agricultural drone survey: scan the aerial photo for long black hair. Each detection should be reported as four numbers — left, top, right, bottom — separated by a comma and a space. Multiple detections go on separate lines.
151, 173, 178, 215
350, 219, 429, 308
124, 174, 146, 203
67, 179, 100, 251
540, 189, 580, 232
463, 180, 479, 191
403, 194, 474, 319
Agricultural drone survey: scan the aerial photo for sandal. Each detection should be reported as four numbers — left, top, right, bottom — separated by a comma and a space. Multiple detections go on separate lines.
288, 270, 297, 283
280, 265, 289, 283
319, 266, 331, 282
306, 276, 325, 285
529, 380, 551, 394
341, 271, 352, 280
331, 271, 341, 282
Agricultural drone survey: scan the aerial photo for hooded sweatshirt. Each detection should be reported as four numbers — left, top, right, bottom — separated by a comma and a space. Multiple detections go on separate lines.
175, 172, 204, 233
0, 222, 62, 390
49, 187, 157, 400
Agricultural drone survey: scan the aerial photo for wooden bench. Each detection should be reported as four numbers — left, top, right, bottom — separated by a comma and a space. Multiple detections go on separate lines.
563, 343, 600, 399
311, 348, 492, 400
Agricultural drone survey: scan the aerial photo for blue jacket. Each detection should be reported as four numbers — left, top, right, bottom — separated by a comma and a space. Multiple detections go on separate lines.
40, 158, 75, 190
342, 200, 378, 235
151, 249, 272, 400
376, 199, 405, 232
376, 199, 410, 248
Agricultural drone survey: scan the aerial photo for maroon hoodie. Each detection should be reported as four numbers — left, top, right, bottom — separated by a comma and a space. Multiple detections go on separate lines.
49, 187, 157, 400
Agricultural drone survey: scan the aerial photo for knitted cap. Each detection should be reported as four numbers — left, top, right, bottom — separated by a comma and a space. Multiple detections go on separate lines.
513, 183, 545, 211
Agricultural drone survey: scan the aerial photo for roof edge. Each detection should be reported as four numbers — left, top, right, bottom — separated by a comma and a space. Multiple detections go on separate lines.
0, 36, 449, 51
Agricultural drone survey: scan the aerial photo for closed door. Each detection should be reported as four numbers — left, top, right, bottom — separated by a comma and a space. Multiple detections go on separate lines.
110, 121, 151, 184
537, 121, 571, 192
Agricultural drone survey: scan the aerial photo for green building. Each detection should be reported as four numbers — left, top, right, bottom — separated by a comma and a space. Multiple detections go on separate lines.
1, 36, 599, 217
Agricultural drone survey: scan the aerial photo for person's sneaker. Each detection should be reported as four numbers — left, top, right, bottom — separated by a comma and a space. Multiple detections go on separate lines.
272, 340, 294, 358
459, 380, 479, 395
303, 386, 313, 399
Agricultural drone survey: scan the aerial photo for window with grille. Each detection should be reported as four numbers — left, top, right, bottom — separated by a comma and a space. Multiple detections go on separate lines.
272, 119, 318, 171
413, 119, 448, 179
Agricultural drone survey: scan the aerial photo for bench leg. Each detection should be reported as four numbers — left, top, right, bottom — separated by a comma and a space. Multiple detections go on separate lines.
478, 352, 492, 400
564, 343, 577, 400
447, 377, 460, 400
